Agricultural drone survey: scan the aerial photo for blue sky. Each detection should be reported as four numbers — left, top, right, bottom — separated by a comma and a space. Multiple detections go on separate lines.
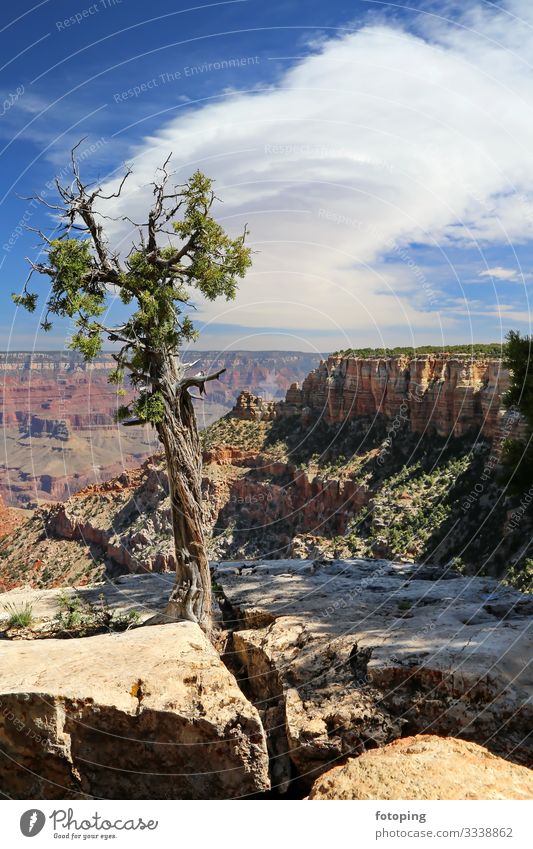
1, 0, 533, 352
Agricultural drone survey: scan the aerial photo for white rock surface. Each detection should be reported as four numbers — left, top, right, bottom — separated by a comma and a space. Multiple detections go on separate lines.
0, 572, 174, 629
215, 558, 533, 786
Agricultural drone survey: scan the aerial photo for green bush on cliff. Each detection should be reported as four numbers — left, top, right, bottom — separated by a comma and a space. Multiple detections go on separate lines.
333, 344, 503, 358
504, 558, 533, 593
3, 601, 34, 629
501, 330, 533, 495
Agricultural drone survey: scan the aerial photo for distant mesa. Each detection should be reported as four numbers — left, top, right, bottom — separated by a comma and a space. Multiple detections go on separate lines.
19, 416, 70, 441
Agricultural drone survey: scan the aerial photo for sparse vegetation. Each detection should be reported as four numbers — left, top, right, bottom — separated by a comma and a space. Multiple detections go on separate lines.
52, 592, 140, 637
501, 330, 533, 495
333, 344, 503, 358
202, 417, 272, 452
3, 600, 34, 629
201, 410, 533, 588
504, 558, 533, 594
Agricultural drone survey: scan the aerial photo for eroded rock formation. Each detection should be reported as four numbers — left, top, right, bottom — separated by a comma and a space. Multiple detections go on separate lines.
230, 390, 277, 421
1, 350, 531, 587
0, 350, 320, 507
234, 353, 522, 441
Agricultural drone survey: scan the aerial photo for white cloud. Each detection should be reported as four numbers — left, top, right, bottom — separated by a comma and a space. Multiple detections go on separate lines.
93, 0, 533, 347
479, 266, 518, 280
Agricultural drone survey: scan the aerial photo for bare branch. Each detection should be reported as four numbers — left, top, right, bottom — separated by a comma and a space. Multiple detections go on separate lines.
24, 224, 54, 246
26, 259, 55, 277
95, 166, 132, 201
178, 367, 226, 394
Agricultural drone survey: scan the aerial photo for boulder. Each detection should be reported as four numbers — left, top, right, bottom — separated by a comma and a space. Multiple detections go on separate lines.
0, 622, 269, 799
217, 559, 533, 787
309, 736, 533, 799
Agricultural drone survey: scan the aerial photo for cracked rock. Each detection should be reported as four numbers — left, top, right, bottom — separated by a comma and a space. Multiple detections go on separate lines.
216, 558, 533, 787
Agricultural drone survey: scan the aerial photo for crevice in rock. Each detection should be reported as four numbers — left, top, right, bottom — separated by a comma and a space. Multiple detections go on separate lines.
348, 642, 373, 682
216, 591, 298, 797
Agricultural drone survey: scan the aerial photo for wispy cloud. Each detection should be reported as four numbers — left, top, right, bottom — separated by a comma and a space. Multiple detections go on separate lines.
479, 266, 519, 280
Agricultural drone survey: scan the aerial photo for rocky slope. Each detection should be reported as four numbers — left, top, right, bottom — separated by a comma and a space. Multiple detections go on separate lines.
0, 494, 25, 539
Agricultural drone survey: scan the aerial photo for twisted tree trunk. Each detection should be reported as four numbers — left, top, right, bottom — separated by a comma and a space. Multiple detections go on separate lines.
153, 356, 219, 633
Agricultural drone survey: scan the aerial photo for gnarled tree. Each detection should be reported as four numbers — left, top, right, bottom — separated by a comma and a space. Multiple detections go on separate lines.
502, 329, 533, 495
14, 147, 251, 632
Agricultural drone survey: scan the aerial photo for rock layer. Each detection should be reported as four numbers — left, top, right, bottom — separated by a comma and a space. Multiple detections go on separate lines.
309, 735, 533, 800
0, 350, 320, 507
232, 354, 523, 440
0, 622, 270, 799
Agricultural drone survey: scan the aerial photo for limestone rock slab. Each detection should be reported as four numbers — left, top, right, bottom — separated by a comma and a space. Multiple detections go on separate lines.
0, 622, 269, 799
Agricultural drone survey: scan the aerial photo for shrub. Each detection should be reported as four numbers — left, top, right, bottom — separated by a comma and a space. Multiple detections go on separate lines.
3, 601, 34, 629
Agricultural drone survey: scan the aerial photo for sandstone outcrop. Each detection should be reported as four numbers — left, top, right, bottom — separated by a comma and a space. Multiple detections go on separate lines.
0, 621, 270, 799
309, 735, 533, 799
215, 559, 533, 788
230, 390, 277, 421
231, 353, 523, 440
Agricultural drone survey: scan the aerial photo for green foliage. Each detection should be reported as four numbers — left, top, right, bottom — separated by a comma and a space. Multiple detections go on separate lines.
68, 328, 102, 359
12, 292, 38, 312
503, 330, 533, 424
116, 404, 133, 423
53, 591, 140, 636
108, 368, 125, 385
31, 239, 105, 343
14, 165, 252, 426
2, 600, 34, 629
501, 330, 533, 495
201, 416, 272, 451
333, 344, 503, 359
504, 558, 533, 593
133, 391, 166, 424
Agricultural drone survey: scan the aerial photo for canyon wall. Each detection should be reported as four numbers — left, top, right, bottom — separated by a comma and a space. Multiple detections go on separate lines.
0, 350, 319, 428
2, 350, 531, 588
239, 354, 520, 440
0, 350, 320, 507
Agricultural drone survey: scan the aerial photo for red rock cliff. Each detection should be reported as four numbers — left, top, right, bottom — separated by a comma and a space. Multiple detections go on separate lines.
275, 354, 516, 439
